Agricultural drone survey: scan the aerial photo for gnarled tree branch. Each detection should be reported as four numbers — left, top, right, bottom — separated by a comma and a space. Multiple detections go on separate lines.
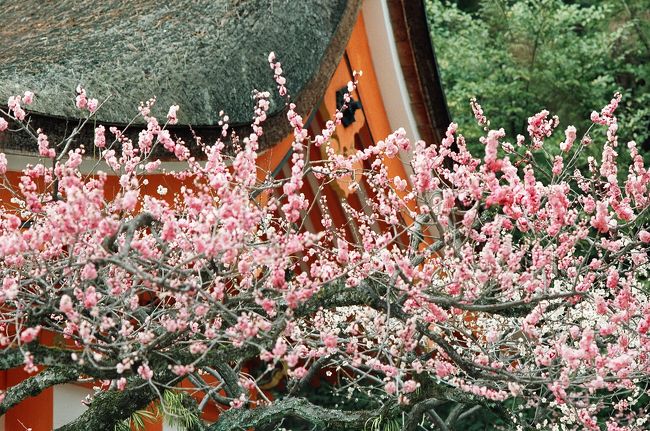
0, 367, 78, 415
206, 397, 376, 431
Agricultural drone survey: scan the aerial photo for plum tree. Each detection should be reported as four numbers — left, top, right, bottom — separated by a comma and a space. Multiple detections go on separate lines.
0, 54, 649, 430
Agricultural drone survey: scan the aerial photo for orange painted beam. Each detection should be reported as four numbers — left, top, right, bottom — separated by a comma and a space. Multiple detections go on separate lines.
346, 11, 416, 223
347, 12, 395, 149
256, 134, 294, 182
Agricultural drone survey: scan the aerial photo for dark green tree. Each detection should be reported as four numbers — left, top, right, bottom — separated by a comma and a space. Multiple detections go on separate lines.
427, 0, 650, 159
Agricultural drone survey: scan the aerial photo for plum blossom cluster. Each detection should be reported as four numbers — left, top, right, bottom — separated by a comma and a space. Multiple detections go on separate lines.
0, 60, 649, 430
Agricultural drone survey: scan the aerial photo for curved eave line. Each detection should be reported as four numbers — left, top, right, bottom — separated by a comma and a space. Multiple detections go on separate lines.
387, 0, 452, 146
362, 0, 421, 144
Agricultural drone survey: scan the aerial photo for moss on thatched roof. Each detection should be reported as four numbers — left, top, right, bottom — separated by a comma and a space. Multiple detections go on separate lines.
0, 0, 352, 127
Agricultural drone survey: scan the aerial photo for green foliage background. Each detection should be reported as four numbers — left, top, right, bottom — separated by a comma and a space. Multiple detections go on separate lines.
426, 0, 650, 160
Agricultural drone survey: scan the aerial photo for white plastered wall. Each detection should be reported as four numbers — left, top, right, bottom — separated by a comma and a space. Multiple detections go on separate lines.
53, 384, 93, 428
3, 150, 190, 174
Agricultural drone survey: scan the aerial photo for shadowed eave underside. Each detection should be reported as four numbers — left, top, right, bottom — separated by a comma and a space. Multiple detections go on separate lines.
0, 0, 356, 129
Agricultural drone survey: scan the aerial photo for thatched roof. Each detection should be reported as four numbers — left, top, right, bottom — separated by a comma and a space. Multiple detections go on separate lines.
0, 0, 358, 130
